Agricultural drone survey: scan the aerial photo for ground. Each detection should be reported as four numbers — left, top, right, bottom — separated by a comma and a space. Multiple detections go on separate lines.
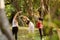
0, 27, 59, 40
17, 27, 59, 40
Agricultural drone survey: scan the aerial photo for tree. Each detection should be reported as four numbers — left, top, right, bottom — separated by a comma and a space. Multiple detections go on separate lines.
0, 0, 14, 40
24, 0, 33, 20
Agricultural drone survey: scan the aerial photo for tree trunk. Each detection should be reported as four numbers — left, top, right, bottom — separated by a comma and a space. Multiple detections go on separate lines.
27, 0, 33, 20
0, 0, 14, 40
40, 0, 45, 18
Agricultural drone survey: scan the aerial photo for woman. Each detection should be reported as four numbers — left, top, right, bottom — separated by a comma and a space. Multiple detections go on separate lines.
26, 20, 34, 33
36, 18, 43, 40
12, 17, 18, 40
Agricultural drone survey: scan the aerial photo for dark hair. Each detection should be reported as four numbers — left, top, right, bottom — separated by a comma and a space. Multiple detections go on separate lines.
26, 20, 30, 24
38, 18, 43, 21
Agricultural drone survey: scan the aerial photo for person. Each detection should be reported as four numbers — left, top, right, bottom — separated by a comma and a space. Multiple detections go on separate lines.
26, 19, 34, 39
26, 20, 34, 33
36, 18, 43, 40
12, 17, 18, 40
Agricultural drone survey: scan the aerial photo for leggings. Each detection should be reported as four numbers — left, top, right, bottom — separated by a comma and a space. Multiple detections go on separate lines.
39, 28, 42, 40
12, 27, 18, 40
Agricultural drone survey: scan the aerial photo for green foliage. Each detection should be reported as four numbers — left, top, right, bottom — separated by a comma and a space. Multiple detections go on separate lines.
5, 0, 60, 29
55, 8, 60, 16
52, 32, 59, 40
5, 5, 12, 20
53, 19, 60, 28
18, 0, 24, 10
5, 4, 16, 23
33, 0, 40, 11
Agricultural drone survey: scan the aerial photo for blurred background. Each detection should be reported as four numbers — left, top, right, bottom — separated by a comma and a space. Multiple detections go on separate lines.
0, 0, 60, 40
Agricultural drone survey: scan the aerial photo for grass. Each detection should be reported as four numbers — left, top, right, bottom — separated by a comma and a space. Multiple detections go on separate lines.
10, 27, 59, 40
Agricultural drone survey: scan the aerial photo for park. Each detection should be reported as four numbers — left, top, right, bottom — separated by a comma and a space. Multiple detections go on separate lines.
0, 0, 60, 40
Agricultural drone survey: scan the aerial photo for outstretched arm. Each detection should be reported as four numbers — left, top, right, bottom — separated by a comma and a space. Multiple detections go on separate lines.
13, 11, 22, 19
